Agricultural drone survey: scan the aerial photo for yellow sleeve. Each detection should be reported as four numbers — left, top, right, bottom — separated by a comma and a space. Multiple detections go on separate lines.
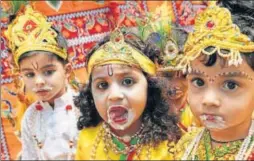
175, 128, 202, 160
75, 125, 101, 160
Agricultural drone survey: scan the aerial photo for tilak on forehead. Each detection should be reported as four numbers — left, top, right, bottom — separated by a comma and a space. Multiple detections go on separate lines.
87, 30, 156, 78
175, 2, 254, 73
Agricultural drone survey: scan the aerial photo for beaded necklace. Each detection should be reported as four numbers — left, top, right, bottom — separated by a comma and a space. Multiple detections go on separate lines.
181, 120, 254, 160
90, 122, 151, 160
203, 130, 244, 160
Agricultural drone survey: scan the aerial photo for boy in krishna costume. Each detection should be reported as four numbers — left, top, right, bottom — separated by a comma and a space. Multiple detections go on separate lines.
74, 28, 181, 160
74, 3, 181, 160
175, 1, 254, 160
5, 5, 80, 160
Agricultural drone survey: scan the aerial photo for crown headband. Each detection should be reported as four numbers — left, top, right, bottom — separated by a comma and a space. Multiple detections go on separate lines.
135, 1, 185, 72
176, 3, 254, 73
5, 5, 67, 67
87, 30, 156, 77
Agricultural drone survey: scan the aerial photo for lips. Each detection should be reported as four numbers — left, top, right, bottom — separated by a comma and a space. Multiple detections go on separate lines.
36, 90, 50, 96
108, 106, 128, 124
200, 114, 223, 122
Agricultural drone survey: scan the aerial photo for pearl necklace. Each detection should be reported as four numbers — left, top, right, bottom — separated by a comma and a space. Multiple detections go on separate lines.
30, 101, 79, 160
181, 120, 254, 160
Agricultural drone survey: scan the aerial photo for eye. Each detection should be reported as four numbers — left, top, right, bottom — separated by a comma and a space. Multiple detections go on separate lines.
223, 80, 239, 91
122, 78, 134, 86
24, 72, 35, 78
97, 82, 108, 89
43, 70, 55, 76
191, 78, 205, 87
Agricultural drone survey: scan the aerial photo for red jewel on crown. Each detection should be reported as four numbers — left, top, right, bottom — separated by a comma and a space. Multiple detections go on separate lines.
206, 20, 215, 29
35, 102, 43, 111
66, 105, 72, 111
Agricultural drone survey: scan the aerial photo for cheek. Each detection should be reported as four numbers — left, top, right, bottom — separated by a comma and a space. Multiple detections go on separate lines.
187, 88, 202, 114
92, 91, 108, 120
23, 79, 35, 91
128, 84, 148, 114
223, 92, 254, 116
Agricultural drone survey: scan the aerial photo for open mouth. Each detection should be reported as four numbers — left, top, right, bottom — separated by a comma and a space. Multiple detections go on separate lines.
200, 114, 224, 122
108, 106, 128, 125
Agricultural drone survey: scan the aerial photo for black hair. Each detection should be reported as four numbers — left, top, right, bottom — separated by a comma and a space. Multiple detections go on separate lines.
18, 27, 68, 66
75, 32, 181, 144
203, 0, 254, 70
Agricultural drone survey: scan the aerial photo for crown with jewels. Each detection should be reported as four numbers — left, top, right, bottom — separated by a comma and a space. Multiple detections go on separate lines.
87, 29, 156, 77
5, 5, 67, 67
176, 2, 254, 73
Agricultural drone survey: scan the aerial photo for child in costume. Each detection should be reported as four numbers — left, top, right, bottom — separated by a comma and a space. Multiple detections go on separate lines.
175, 2, 254, 160
74, 29, 181, 160
135, 2, 200, 133
154, 25, 201, 133
5, 6, 79, 160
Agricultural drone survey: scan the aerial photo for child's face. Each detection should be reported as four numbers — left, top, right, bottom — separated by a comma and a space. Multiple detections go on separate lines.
19, 53, 69, 105
91, 64, 148, 130
158, 73, 188, 115
187, 56, 254, 132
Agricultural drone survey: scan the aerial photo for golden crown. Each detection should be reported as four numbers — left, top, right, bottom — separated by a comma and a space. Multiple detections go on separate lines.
87, 30, 156, 77
176, 3, 254, 73
5, 5, 67, 66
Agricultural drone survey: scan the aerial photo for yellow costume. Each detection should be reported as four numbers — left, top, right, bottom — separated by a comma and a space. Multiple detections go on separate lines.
76, 26, 177, 160
76, 123, 175, 160
175, 127, 254, 160
175, 3, 254, 161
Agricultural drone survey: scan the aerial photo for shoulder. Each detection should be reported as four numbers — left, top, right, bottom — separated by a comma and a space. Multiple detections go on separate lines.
22, 102, 38, 123
175, 127, 204, 160
77, 123, 102, 147
76, 123, 102, 160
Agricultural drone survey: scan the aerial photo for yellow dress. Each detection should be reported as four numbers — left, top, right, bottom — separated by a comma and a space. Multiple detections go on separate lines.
76, 123, 175, 160
179, 104, 201, 134
175, 127, 253, 160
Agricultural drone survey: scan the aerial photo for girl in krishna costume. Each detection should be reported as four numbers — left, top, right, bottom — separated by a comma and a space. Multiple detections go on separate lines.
175, 1, 254, 160
74, 29, 181, 160
5, 5, 79, 160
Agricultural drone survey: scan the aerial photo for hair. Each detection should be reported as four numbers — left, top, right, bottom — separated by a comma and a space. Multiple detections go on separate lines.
18, 27, 68, 66
74, 32, 181, 144
203, 0, 254, 70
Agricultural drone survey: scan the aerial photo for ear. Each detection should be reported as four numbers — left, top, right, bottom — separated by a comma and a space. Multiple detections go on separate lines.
64, 63, 72, 79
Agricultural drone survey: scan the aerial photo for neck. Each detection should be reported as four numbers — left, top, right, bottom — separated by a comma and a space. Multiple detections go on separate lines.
210, 119, 252, 143
110, 119, 142, 137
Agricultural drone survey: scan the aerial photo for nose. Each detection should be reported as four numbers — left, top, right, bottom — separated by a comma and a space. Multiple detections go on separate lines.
35, 75, 45, 88
202, 89, 221, 108
108, 83, 124, 102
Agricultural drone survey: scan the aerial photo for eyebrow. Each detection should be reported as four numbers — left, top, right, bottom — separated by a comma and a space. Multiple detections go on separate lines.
189, 69, 208, 77
20, 64, 56, 72
92, 70, 133, 81
217, 71, 252, 79
40, 64, 57, 70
